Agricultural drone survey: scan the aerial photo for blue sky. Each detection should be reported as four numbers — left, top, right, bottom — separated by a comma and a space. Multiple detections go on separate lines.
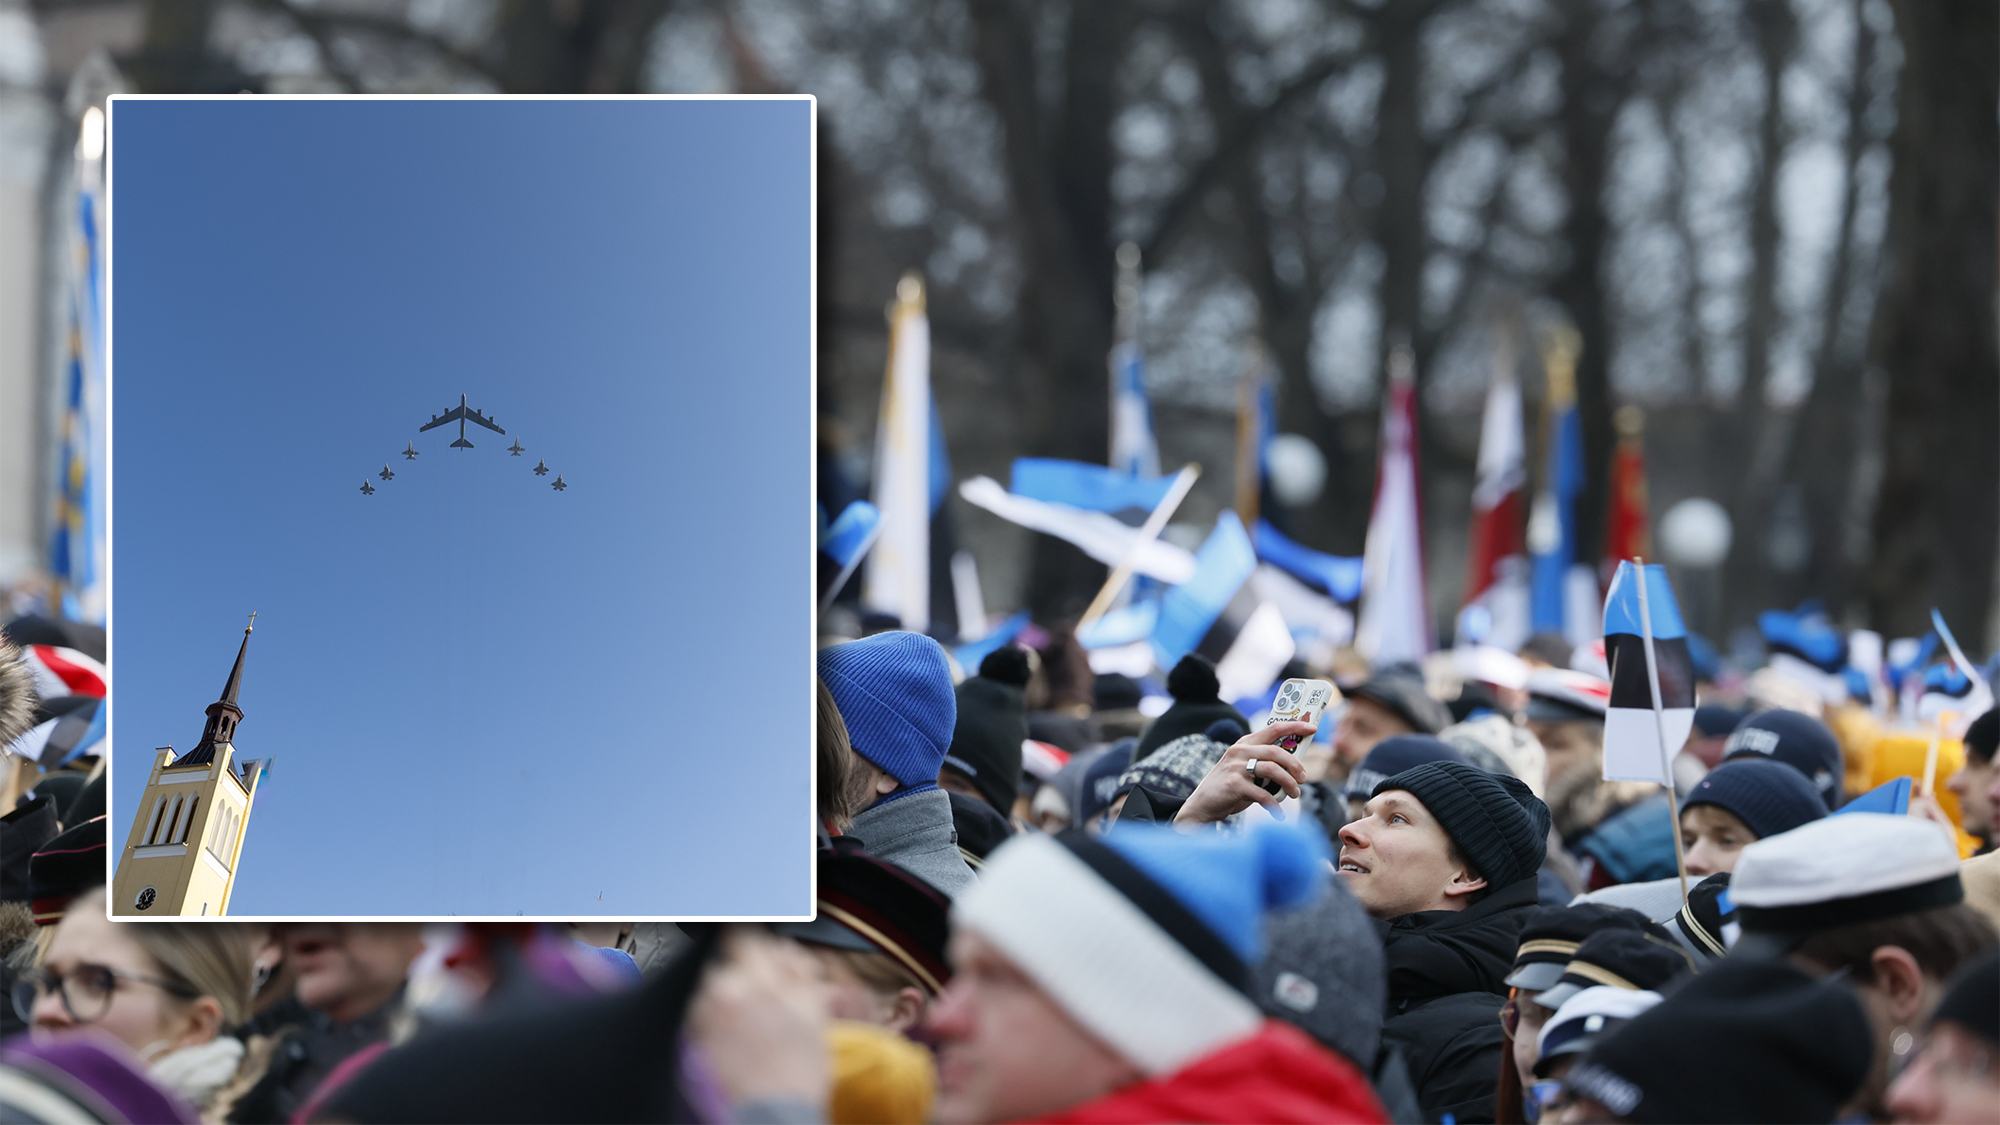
109, 98, 812, 917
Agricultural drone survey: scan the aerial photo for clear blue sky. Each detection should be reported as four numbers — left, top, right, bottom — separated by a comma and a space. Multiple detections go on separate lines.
110, 98, 812, 917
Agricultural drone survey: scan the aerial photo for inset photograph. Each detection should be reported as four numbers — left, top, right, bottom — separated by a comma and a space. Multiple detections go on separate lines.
106, 95, 814, 918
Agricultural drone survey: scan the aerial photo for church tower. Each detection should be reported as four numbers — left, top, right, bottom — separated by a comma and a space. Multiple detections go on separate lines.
112, 619, 265, 917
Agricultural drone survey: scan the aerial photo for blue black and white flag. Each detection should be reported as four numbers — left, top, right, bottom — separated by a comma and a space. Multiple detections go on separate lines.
820, 501, 881, 568
50, 127, 106, 624
1601, 561, 1695, 783
1152, 512, 1293, 704
1254, 519, 1364, 603
1009, 458, 1173, 515
1109, 341, 1162, 479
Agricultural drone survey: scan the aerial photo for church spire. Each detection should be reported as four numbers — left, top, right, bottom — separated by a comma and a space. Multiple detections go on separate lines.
172, 618, 252, 768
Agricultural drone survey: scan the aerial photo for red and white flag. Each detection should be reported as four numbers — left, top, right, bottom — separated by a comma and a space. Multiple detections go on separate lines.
24, 645, 106, 699
1461, 348, 1530, 651
1357, 348, 1432, 664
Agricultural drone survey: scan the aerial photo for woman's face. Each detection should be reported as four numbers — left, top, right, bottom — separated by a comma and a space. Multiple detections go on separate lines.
32, 904, 203, 1057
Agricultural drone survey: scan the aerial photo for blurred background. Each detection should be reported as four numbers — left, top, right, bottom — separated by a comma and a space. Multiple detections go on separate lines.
0, 0, 1993, 665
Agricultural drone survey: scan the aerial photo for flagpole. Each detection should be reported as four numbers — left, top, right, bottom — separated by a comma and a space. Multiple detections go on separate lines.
1921, 713, 1945, 798
1632, 556, 1691, 904
819, 524, 884, 614
1076, 463, 1201, 636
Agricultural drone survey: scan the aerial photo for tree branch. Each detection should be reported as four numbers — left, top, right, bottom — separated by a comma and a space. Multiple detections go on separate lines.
1136, 17, 1369, 266
257, 3, 504, 88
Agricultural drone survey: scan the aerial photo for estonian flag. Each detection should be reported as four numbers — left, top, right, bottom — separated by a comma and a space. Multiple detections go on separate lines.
1152, 512, 1294, 704
1601, 561, 1694, 783
7, 695, 105, 769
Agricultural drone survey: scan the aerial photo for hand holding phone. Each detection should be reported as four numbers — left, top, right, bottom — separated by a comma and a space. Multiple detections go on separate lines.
1253, 679, 1338, 795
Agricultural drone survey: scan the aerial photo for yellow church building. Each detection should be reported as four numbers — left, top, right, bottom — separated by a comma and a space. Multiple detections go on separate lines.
112, 621, 265, 917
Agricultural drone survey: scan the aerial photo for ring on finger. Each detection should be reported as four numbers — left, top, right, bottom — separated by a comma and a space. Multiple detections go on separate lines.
1245, 758, 1259, 779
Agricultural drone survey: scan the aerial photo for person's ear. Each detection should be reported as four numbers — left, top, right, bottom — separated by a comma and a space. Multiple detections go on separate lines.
874, 769, 900, 796
169, 995, 224, 1051
1869, 946, 1929, 1025
886, 986, 927, 1034
1443, 867, 1489, 899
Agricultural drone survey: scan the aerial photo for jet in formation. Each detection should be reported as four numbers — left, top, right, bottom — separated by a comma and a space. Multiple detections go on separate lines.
532, 460, 549, 477
378, 465, 395, 481
551, 476, 567, 492
419, 394, 505, 449
359, 480, 375, 496
401, 443, 420, 460
507, 440, 526, 456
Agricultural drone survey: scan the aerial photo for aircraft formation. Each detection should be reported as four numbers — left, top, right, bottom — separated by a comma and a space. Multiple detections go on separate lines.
359, 394, 570, 496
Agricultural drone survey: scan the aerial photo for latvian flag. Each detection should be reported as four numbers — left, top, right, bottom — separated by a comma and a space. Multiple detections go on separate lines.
1151, 511, 1294, 705
1601, 561, 1694, 784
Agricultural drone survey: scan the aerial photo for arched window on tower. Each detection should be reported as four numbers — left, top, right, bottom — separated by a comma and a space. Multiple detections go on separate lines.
141, 795, 167, 848
154, 796, 182, 846
173, 796, 198, 844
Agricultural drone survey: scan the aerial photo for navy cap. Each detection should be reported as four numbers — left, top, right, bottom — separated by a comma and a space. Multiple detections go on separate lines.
1342, 735, 1464, 802
1505, 903, 1656, 993
1722, 708, 1843, 807
1535, 928, 1696, 1011
1682, 757, 1828, 840
1690, 704, 1744, 738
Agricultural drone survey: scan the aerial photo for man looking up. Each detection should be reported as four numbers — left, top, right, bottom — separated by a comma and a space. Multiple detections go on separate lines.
1337, 760, 1551, 1123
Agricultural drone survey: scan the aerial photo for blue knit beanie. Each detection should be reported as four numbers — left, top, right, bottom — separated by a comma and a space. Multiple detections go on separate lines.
1683, 757, 1828, 840
818, 632, 957, 789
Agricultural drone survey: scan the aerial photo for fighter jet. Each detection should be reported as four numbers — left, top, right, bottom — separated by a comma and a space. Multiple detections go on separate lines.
506, 440, 525, 457
418, 394, 505, 449
378, 465, 395, 481
551, 476, 567, 492
359, 480, 375, 495
401, 442, 420, 460
532, 460, 550, 477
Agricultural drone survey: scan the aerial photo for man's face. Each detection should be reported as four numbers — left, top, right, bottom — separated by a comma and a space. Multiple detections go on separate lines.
928, 931, 1141, 1124
1681, 804, 1758, 877
1884, 1023, 2000, 1125
1944, 754, 1996, 842
1528, 719, 1603, 786
1335, 791, 1484, 919
286, 923, 424, 1024
1333, 698, 1415, 769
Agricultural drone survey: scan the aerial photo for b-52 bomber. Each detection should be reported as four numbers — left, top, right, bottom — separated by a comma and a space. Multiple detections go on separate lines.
418, 394, 505, 449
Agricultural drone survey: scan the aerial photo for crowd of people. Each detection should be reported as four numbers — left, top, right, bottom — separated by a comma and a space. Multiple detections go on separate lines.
2, 612, 1999, 1123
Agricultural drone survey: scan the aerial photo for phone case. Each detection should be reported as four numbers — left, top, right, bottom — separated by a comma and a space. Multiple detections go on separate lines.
1255, 679, 1338, 794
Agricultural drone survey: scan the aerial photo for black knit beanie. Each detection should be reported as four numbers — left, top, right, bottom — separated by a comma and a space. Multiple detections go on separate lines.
1133, 655, 1247, 762
945, 659, 1029, 818
1373, 760, 1550, 888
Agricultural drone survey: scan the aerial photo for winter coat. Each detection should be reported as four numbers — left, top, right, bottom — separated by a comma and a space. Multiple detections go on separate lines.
848, 788, 976, 899
1573, 791, 1679, 888
1024, 1020, 1388, 1124
1378, 877, 1539, 1125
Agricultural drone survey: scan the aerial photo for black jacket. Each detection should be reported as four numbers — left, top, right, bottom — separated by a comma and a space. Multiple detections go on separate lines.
1377, 877, 1539, 1124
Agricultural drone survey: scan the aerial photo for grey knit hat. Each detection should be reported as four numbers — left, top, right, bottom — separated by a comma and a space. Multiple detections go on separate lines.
1115, 732, 1229, 804
1374, 760, 1551, 888
1253, 879, 1386, 1068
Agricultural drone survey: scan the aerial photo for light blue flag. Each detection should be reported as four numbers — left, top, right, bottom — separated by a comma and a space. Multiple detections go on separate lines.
1254, 519, 1363, 603
1834, 777, 1911, 817
954, 610, 1031, 672
1077, 600, 1160, 650
820, 501, 882, 568
1152, 512, 1258, 669
1010, 458, 1175, 513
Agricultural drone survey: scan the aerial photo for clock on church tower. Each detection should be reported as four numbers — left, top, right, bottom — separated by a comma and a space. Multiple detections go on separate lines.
112, 617, 266, 917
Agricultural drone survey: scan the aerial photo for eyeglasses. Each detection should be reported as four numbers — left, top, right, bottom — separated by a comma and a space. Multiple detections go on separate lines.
10, 963, 200, 1025
1525, 1080, 1569, 1123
